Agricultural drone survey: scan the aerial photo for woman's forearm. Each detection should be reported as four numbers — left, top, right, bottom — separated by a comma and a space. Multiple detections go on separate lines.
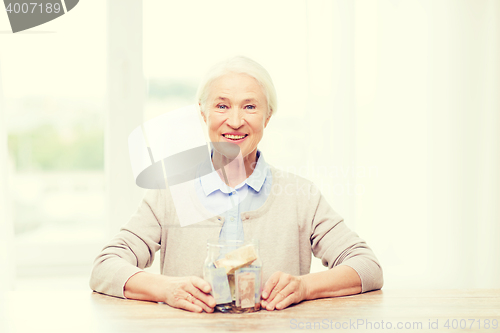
124, 271, 168, 302
301, 265, 362, 300
123, 271, 216, 313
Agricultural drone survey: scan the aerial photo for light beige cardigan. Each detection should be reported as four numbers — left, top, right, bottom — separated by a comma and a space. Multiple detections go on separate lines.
89, 167, 383, 298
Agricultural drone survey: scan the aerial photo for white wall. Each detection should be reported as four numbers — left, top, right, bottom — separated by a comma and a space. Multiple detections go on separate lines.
0, 57, 15, 332
350, 0, 500, 288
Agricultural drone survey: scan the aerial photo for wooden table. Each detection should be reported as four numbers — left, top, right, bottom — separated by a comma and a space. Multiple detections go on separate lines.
4, 289, 500, 332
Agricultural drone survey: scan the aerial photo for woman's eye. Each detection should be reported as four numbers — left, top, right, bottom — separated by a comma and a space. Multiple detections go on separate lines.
245, 105, 256, 110
216, 104, 228, 109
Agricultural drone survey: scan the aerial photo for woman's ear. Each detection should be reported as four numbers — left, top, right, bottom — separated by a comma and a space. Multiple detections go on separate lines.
264, 114, 271, 128
199, 103, 207, 123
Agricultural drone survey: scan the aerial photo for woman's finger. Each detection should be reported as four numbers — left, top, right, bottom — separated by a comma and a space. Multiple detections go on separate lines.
187, 285, 215, 312
261, 271, 282, 300
187, 293, 215, 313
189, 276, 212, 294
266, 282, 297, 310
275, 292, 297, 310
266, 274, 291, 304
176, 298, 204, 313
164, 277, 215, 312
186, 279, 216, 309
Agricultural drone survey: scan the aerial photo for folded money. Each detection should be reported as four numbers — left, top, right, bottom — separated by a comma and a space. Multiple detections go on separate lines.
214, 244, 257, 274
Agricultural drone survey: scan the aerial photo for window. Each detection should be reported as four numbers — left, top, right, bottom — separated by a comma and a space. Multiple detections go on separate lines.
1, 2, 107, 279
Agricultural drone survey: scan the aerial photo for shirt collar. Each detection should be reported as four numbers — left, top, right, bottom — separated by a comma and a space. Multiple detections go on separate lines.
245, 150, 268, 192
200, 150, 269, 196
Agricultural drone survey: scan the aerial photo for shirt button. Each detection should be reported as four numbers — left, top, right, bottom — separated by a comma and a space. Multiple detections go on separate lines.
230, 217, 235, 222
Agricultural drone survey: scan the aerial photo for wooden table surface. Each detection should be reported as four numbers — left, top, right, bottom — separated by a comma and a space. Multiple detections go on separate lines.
4, 289, 500, 332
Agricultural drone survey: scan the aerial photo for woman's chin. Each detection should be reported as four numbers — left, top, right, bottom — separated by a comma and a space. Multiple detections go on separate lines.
212, 141, 243, 160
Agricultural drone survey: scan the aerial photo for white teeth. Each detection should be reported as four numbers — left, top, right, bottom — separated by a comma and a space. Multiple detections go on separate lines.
224, 134, 246, 140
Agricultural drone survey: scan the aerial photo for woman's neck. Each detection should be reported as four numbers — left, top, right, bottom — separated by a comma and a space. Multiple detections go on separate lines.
243, 149, 258, 178
212, 149, 258, 188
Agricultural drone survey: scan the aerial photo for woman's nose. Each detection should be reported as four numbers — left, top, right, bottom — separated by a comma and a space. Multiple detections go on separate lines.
226, 109, 244, 128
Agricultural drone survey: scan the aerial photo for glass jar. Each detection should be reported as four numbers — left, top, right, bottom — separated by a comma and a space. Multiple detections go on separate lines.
203, 238, 262, 313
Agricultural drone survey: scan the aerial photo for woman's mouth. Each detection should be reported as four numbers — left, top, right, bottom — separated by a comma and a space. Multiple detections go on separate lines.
222, 134, 248, 142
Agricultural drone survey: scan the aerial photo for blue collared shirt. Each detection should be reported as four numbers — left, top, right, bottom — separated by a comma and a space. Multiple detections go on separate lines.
194, 150, 272, 241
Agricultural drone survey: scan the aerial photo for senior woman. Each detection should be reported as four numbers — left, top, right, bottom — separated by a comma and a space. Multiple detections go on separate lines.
90, 56, 383, 313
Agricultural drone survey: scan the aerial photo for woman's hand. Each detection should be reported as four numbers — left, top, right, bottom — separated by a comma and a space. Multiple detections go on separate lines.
260, 271, 308, 311
162, 276, 216, 313
259, 266, 363, 311
124, 272, 216, 313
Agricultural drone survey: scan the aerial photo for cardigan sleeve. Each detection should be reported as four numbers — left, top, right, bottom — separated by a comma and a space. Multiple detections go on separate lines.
309, 186, 384, 293
89, 189, 163, 298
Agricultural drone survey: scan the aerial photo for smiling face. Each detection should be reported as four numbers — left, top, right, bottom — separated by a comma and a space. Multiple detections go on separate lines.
201, 72, 271, 172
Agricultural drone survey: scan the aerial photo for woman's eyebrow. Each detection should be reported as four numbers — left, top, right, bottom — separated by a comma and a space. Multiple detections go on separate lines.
214, 97, 258, 104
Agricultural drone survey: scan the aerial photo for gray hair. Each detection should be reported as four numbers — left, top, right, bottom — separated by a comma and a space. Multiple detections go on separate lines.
196, 56, 277, 117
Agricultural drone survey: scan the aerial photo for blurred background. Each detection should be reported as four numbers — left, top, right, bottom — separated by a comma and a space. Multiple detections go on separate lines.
0, 0, 498, 292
